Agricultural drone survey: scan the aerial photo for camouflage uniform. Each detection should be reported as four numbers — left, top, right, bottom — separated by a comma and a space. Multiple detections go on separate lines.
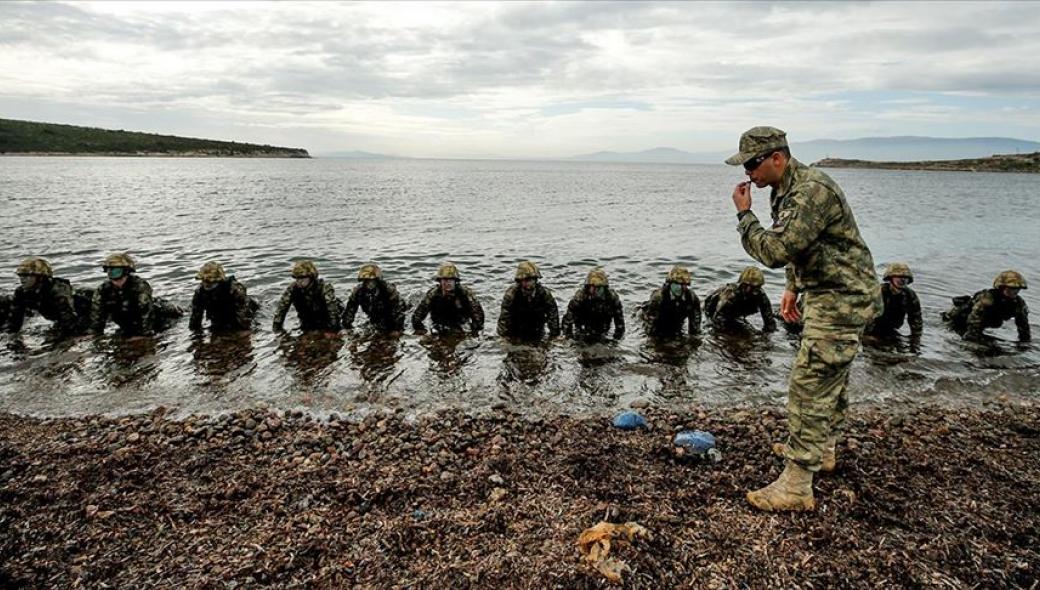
733, 128, 881, 473
6, 258, 83, 335
342, 264, 406, 332
944, 271, 1029, 342
189, 265, 258, 332
642, 266, 701, 338
497, 261, 560, 341
272, 261, 342, 332
562, 268, 625, 339
704, 269, 777, 332
91, 275, 181, 336
411, 264, 484, 334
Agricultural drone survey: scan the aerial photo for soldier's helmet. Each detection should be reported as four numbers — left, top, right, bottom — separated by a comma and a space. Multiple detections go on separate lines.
196, 261, 227, 282
666, 265, 691, 285
585, 267, 609, 287
102, 253, 136, 271
738, 266, 765, 287
357, 263, 382, 281
434, 262, 460, 281
15, 257, 53, 278
993, 270, 1027, 290
883, 262, 914, 283
291, 260, 319, 278
515, 260, 541, 281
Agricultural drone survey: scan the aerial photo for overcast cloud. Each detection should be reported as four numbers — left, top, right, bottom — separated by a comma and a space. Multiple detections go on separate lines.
1, 1, 1038, 157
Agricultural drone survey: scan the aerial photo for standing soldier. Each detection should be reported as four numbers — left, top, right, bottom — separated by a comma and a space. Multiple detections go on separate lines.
272, 260, 342, 332
562, 267, 625, 340
342, 263, 406, 333
943, 270, 1030, 342
497, 260, 560, 341
5, 257, 83, 335
727, 126, 881, 512
189, 262, 260, 332
703, 267, 777, 332
411, 262, 484, 335
866, 262, 923, 338
91, 253, 183, 336
641, 265, 701, 338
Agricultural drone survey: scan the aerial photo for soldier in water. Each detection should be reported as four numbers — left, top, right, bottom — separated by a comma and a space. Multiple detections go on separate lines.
641, 265, 701, 338
272, 260, 342, 332
411, 262, 484, 335
188, 261, 260, 332
5, 257, 86, 336
90, 253, 183, 336
943, 270, 1030, 342
342, 263, 407, 333
561, 267, 625, 340
866, 262, 923, 338
703, 267, 777, 333
497, 261, 559, 342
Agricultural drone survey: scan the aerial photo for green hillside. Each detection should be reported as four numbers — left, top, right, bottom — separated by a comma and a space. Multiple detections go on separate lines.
0, 118, 309, 158
814, 152, 1040, 173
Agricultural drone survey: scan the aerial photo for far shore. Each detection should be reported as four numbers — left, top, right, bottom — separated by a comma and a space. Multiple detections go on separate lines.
815, 151, 1040, 173
1, 151, 311, 159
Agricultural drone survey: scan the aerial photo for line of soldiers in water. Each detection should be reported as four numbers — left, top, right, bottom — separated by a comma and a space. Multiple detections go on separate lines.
0, 253, 1031, 344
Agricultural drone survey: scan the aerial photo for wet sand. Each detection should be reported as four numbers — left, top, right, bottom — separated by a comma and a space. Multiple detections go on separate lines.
2, 399, 1038, 588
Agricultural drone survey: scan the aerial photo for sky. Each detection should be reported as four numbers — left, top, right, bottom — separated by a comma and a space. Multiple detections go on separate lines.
2, 1, 1039, 158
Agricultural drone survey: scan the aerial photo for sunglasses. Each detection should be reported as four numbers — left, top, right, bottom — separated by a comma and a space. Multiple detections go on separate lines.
743, 150, 776, 172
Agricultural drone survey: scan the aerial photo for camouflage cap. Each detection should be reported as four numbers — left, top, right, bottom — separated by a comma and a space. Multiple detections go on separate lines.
434, 262, 460, 281
666, 265, 691, 285
15, 257, 53, 278
993, 270, 1027, 290
585, 267, 609, 287
102, 253, 136, 271
291, 260, 319, 278
883, 262, 914, 283
738, 266, 765, 287
196, 261, 227, 282
515, 260, 541, 281
725, 126, 788, 166
357, 263, 382, 281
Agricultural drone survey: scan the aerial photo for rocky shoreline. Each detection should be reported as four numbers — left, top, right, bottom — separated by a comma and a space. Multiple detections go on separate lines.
814, 152, 1040, 173
2, 401, 1038, 588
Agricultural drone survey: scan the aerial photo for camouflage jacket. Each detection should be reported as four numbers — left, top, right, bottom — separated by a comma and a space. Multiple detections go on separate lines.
704, 283, 776, 332
562, 287, 625, 339
90, 275, 156, 336
189, 277, 257, 332
738, 157, 881, 333
411, 285, 484, 334
272, 278, 341, 332
497, 283, 560, 340
868, 283, 922, 336
641, 285, 701, 337
5, 277, 80, 334
965, 289, 1030, 342
343, 279, 406, 332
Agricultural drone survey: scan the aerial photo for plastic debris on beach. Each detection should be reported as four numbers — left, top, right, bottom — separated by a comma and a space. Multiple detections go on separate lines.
612, 411, 648, 430
674, 430, 722, 462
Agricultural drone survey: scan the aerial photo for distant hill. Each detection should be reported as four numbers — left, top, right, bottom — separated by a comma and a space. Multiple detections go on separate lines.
815, 152, 1040, 174
0, 118, 309, 158
567, 136, 1040, 165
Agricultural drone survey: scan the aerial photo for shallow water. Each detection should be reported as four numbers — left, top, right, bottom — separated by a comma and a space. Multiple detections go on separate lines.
1, 157, 1037, 417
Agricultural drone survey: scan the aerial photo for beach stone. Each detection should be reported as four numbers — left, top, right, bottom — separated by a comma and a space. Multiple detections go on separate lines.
488, 474, 505, 486
629, 397, 651, 409
440, 470, 455, 482
126, 433, 140, 444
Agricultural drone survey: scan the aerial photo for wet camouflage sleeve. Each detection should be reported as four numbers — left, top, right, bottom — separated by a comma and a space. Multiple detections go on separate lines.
342, 285, 361, 328
411, 288, 434, 331
89, 287, 107, 333
496, 287, 515, 336
907, 288, 923, 336
757, 289, 777, 332
543, 288, 560, 337
641, 290, 662, 329
688, 291, 702, 335
964, 292, 993, 341
321, 282, 340, 331
561, 290, 582, 336
611, 291, 625, 338
189, 286, 205, 331
386, 284, 405, 331
272, 285, 294, 330
5, 289, 29, 332
1015, 299, 1031, 342
739, 186, 840, 270
136, 280, 156, 336
464, 286, 485, 332
230, 281, 254, 329
712, 286, 736, 324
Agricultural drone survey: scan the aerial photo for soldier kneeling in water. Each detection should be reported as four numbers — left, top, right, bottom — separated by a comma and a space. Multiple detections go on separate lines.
343, 263, 407, 333
562, 267, 625, 341
272, 260, 342, 333
411, 262, 484, 336
90, 253, 183, 337
5, 257, 90, 336
189, 261, 260, 333
866, 262, 923, 338
704, 267, 777, 333
943, 270, 1030, 342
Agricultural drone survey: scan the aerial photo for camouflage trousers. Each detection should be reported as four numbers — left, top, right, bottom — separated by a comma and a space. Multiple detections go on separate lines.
783, 328, 863, 472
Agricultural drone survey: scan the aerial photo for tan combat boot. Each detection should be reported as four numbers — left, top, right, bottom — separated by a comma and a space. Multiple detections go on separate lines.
772, 437, 837, 472
747, 462, 815, 512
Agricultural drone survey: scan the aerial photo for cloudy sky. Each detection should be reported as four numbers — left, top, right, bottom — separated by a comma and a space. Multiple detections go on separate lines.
2, 1, 1038, 157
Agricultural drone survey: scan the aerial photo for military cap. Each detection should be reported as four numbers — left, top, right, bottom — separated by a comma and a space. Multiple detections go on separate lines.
993, 270, 1027, 290
291, 260, 319, 278
515, 261, 541, 281
667, 265, 691, 285
434, 262, 460, 281
585, 267, 609, 287
196, 261, 227, 282
883, 262, 914, 283
15, 257, 53, 278
738, 266, 765, 287
357, 263, 382, 280
102, 253, 136, 271
725, 126, 789, 166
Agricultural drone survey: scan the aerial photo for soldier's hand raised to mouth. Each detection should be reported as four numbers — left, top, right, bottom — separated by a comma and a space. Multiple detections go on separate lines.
732, 181, 752, 213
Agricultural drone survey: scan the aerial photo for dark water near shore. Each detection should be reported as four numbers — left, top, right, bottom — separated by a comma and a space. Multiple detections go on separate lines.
1, 157, 1038, 417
